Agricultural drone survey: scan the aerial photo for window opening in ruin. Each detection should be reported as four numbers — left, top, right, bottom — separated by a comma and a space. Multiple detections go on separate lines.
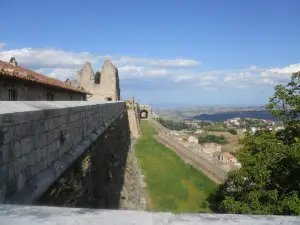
70, 95, 73, 100
47, 92, 54, 101
8, 90, 17, 101
106, 97, 112, 101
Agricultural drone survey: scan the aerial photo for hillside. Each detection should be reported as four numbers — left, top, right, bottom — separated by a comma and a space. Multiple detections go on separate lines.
154, 106, 265, 120
193, 110, 277, 121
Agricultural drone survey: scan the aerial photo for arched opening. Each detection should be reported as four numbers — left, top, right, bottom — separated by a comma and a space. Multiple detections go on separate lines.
140, 110, 148, 119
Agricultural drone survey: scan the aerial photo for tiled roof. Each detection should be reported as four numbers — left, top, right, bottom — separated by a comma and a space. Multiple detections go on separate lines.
0, 60, 89, 94
223, 152, 235, 159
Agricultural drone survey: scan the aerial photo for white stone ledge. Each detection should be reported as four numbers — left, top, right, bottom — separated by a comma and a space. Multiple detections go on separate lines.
0, 101, 125, 114
0, 204, 299, 225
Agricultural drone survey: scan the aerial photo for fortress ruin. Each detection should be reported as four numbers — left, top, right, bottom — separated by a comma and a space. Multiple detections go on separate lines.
66, 60, 121, 101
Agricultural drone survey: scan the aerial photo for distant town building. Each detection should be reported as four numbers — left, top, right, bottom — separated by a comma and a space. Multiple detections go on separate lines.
214, 152, 238, 165
201, 143, 222, 156
195, 129, 205, 134
187, 136, 198, 143
0, 58, 88, 101
251, 127, 257, 133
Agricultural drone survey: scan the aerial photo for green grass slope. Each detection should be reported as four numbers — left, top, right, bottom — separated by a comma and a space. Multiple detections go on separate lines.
135, 120, 217, 213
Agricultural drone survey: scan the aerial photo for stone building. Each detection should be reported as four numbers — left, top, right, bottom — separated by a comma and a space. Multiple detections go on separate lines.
66, 60, 121, 101
0, 58, 88, 101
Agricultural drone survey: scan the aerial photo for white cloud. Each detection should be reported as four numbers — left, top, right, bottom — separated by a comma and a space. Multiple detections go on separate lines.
0, 48, 96, 68
262, 63, 300, 75
118, 65, 170, 79
35, 68, 78, 81
0, 42, 6, 50
0, 44, 299, 93
104, 56, 200, 67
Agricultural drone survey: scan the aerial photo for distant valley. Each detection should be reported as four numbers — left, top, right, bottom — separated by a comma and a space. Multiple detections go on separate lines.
192, 110, 278, 121
154, 106, 268, 121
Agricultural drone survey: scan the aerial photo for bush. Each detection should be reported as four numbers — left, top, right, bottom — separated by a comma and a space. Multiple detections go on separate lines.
227, 128, 237, 135
198, 134, 227, 144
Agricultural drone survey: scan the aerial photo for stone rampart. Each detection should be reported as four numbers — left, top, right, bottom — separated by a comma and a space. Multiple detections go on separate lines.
126, 96, 140, 138
0, 101, 126, 204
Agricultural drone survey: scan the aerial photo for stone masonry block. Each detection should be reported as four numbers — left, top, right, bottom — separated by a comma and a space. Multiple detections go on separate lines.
33, 120, 46, 135
0, 184, 6, 203
33, 134, 46, 150
14, 140, 22, 158
41, 145, 48, 159
44, 118, 54, 131
43, 109, 53, 118
46, 130, 54, 143
14, 155, 27, 177
20, 136, 33, 155
36, 147, 43, 162
41, 158, 48, 171
28, 150, 38, 166
0, 164, 9, 186
23, 165, 33, 182
8, 162, 15, 181
53, 128, 61, 140
19, 122, 34, 140
2, 126, 15, 145
16, 173, 25, 191
1, 113, 14, 127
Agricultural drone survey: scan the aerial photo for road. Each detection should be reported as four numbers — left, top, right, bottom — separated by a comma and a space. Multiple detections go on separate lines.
150, 119, 227, 184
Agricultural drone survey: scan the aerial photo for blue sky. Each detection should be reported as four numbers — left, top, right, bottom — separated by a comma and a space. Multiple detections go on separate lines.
1, 0, 300, 107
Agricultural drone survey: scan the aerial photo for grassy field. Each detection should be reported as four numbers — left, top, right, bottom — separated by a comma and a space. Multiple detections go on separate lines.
135, 120, 217, 213
207, 130, 244, 152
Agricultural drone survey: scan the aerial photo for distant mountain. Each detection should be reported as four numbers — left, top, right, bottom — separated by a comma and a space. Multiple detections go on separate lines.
192, 110, 278, 121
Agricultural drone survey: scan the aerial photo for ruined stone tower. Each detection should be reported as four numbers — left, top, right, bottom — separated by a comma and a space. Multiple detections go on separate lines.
67, 60, 121, 101
98, 60, 120, 101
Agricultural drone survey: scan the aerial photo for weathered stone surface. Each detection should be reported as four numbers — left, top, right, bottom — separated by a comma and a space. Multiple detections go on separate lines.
119, 137, 146, 210
66, 60, 120, 101
1, 204, 300, 225
0, 101, 126, 204
126, 96, 140, 138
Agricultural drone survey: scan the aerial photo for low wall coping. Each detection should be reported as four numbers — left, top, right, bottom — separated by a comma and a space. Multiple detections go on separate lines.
0, 101, 125, 114
0, 204, 299, 225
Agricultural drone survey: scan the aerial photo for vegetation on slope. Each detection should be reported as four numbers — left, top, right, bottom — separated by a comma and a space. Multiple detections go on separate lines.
156, 117, 196, 131
212, 72, 300, 215
198, 134, 227, 145
135, 120, 216, 213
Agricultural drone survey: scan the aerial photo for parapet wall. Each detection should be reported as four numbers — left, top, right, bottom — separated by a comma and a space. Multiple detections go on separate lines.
0, 101, 126, 204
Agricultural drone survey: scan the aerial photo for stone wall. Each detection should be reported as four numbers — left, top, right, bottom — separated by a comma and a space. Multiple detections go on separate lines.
126, 96, 140, 138
38, 109, 131, 208
138, 104, 152, 119
0, 101, 126, 204
0, 77, 86, 101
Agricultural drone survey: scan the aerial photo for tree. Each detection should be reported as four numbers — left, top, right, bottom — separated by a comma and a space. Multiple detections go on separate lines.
212, 72, 300, 215
228, 128, 237, 135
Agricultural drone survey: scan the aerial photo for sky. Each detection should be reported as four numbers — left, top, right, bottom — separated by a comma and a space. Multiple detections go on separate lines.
1, 0, 300, 107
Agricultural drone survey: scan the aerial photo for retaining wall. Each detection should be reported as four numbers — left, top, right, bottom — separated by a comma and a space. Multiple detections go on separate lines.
0, 101, 126, 204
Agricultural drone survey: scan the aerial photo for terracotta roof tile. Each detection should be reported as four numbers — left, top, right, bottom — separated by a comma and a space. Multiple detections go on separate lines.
0, 60, 90, 94
223, 152, 235, 159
